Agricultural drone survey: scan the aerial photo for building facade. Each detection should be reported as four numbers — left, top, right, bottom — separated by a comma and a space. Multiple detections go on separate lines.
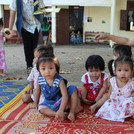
0, 0, 134, 46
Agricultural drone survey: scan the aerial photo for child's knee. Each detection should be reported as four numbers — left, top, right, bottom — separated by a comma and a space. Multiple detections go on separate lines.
67, 85, 78, 97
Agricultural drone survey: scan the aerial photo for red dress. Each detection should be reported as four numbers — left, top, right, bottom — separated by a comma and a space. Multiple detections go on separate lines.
84, 73, 104, 101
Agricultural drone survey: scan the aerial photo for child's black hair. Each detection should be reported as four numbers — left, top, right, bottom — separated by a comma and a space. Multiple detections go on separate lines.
0, 18, 3, 26
37, 52, 60, 73
85, 55, 105, 71
108, 59, 115, 76
108, 44, 132, 76
114, 56, 133, 71
113, 44, 132, 58
35, 44, 53, 54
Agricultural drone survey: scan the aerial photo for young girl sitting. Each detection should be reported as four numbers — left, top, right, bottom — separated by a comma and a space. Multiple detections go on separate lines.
22, 44, 54, 103
34, 53, 83, 122
96, 56, 134, 122
108, 44, 132, 77
81, 55, 108, 106
76, 31, 82, 44
0, 18, 15, 76
90, 44, 132, 113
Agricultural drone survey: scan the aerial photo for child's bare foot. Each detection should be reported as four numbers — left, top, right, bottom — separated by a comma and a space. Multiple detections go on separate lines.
59, 112, 68, 121
75, 106, 83, 114
67, 112, 75, 122
90, 104, 97, 114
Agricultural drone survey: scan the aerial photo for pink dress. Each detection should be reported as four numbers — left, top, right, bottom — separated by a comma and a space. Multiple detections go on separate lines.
0, 31, 7, 70
96, 77, 134, 122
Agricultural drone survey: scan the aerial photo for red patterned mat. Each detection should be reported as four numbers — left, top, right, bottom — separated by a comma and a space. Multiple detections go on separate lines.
5, 105, 134, 134
1, 85, 134, 134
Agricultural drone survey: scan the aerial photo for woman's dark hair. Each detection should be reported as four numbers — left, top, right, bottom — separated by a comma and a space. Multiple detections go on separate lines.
114, 56, 133, 71
43, 17, 48, 27
85, 55, 105, 71
37, 53, 60, 73
113, 44, 132, 58
0, 18, 3, 26
108, 59, 115, 76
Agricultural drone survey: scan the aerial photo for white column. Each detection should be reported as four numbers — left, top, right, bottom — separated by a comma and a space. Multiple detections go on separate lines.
110, 0, 116, 47
51, 6, 56, 44
0, 5, 3, 18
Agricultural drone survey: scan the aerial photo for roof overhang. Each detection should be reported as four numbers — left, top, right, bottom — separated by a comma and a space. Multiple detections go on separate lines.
43, 0, 113, 7
0, 0, 12, 5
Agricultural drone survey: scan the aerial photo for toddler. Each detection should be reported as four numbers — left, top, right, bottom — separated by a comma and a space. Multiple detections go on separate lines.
90, 44, 132, 113
76, 31, 82, 44
0, 18, 15, 76
22, 44, 53, 103
34, 53, 83, 122
81, 55, 108, 106
70, 31, 76, 43
108, 44, 132, 77
96, 56, 134, 122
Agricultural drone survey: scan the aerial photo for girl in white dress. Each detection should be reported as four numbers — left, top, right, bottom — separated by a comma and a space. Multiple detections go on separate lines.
96, 56, 134, 122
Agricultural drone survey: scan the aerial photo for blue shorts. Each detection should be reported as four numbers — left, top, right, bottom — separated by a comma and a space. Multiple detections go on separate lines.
39, 85, 78, 111
67, 85, 78, 96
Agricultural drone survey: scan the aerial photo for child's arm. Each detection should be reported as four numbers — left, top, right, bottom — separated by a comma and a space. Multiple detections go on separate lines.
33, 81, 41, 109
25, 81, 34, 94
95, 78, 108, 102
55, 79, 68, 121
81, 84, 92, 104
107, 83, 112, 99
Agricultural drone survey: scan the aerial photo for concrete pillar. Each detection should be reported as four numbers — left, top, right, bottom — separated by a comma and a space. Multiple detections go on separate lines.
110, 0, 116, 47
51, 6, 56, 44
0, 5, 4, 18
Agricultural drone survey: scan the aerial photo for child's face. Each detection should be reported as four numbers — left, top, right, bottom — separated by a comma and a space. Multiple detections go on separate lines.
39, 61, 56, 80
113, 51, 119, 60
88, 67, 101, 82
115, 63, 132, 83
34, 50, 41, 64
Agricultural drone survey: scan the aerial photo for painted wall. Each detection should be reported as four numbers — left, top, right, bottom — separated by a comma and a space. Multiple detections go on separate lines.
83, 0, 134, 42
113, 0, 134, 38
83, 7, 111, 33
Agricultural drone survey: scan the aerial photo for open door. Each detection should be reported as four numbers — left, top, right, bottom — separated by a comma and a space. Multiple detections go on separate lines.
56, 9, 69, 45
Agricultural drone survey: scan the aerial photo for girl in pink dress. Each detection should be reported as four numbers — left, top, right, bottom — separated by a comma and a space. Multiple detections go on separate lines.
96, 56, 134, 122
0, 18, 15, 76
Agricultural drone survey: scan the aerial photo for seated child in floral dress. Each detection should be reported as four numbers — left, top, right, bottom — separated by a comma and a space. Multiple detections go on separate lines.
96, 56, 134, 122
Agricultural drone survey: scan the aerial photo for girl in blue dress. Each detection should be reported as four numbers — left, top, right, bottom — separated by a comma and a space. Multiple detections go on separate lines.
34, 53, 83, 122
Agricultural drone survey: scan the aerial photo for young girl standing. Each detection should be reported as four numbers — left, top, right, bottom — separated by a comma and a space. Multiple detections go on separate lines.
0, 18, 15, 76
34, 53, 83, 122
81, 55, 108, 105
96, 56, 134, 122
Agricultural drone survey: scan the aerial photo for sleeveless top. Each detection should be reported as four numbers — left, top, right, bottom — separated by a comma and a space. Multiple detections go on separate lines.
38, 73, 67, 111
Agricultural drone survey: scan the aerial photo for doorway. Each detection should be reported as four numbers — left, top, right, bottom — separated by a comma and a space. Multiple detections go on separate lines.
56, 9, 69, 45
69, 6, 84, 44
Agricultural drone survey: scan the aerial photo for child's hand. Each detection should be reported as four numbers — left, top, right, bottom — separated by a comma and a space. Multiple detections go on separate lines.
9, 30, 16, 35
29, 103, 38, 109
82, 98, 94, 104
55, 110, 65, 121
25, 88, 33, 94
